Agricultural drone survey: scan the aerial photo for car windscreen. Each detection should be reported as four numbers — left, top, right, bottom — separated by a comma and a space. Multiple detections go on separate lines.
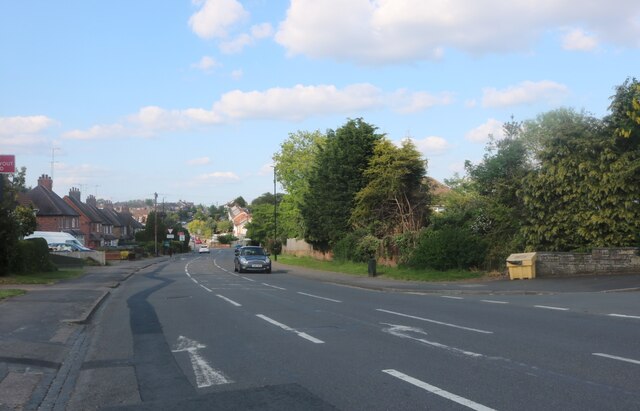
242, 248, 265, 256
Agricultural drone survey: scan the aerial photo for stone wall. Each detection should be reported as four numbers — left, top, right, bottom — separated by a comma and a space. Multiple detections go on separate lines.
536, 248, 640, 278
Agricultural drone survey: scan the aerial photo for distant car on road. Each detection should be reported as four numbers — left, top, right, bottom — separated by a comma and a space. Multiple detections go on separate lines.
198, 246, 210, 254
234, 246, 271, 273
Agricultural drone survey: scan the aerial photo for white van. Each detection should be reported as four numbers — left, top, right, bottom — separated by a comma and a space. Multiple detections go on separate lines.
24, 231, 92, 251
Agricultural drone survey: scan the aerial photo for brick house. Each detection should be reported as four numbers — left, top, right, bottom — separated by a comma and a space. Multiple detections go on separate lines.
64, 188, 106, 249
22, 174, 83, 243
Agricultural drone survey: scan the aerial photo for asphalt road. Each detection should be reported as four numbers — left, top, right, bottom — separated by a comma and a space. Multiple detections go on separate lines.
60, 249, 640, 410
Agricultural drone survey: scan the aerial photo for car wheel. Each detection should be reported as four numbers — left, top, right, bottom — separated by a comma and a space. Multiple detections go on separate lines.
265, 269, 271, 274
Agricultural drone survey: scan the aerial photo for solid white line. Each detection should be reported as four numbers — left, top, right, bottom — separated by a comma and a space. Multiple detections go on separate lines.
593, 353, 640, 365
262, 283, 286, 290
256, 314, 324, 344
383, 369, 496, 411
297, 292, 342, 303
441, 296, 463, 300
376, 309, 493, 334
242, 276, 256, 282
608, 313, 640, 320
481, 300, 508, 304
200, 284, 212, 292
216, 294, 241, 307
534, 305, 569, 311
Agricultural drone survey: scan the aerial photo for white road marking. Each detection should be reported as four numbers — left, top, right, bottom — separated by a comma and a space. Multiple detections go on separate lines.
481, 300, 508, 304
534, 305, 569, 311
382, 324, 483, 358
441, 296, 463, 300
593, 353, 640, 365
172, 336, 232, 387
262, 283, 286, 290
383, 369, 496, 411
256, 314, 324, 344
297, 292, 342, 303
242, 276, 256, 282
216, 294, 242, 307
199, 284, 212, 292
608, 313, 640, 320
376, 309, 493, 334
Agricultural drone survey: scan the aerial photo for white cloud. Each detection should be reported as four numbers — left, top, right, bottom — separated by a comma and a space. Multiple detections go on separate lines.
212, 83, 384, 121
189, 0, 248, 40
196, 171, 240, 182
409, 136, 450, 156
390, 89, 453, 113
465, 118, 504, 143
481, 81, 569, 108
187, 157, 211, 166
0, 115, 56, 136
275, 0, 640, 64
192, 56, 220, 72
220, 23, 274, 53
562, 28, 598, 51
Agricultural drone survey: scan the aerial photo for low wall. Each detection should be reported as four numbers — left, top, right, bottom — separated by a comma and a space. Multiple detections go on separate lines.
536, 248, 640, 278
283, 238, 333, 261
52, 250, 106, 266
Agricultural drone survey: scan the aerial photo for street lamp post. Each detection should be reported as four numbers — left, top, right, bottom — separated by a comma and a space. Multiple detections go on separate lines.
273, 165, 278, 261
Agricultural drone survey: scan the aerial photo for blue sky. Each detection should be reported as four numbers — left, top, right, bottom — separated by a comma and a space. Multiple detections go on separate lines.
2, 0, 639, 206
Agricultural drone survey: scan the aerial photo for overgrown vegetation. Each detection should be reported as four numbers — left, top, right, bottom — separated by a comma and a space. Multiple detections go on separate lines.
259, 77, 640, 273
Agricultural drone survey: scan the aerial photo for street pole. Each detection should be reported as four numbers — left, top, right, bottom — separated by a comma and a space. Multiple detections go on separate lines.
273, 166, 277, 261
154, 192, 158, 257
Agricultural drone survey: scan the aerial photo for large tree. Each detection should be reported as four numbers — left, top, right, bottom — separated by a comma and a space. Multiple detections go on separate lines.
520, 108, 640, 250
272, 130, 326, 238
351, 138, 430, 237
301, 118, 384, 250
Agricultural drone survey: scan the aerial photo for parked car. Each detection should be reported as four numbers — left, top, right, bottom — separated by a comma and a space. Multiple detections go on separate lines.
234, 246, 271, 273
198, 246, 210, 254
48, 242, 92, 252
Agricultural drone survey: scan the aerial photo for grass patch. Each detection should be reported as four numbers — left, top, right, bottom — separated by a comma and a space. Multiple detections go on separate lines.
0, 269, 85, 285
0, 289, 27, 301
277, 254, 484, 282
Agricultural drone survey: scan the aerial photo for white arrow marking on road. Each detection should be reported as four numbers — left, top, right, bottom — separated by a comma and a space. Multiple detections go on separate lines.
382, 323, 483, 358
172, 336, 232, 388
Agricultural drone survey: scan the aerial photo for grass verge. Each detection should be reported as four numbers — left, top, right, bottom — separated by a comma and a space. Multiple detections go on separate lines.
0, 289, 27, 301
0, 269, 85, 285
277, 255, 484, 282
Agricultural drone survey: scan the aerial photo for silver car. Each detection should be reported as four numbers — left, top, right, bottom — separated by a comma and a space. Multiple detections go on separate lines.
234, 246, 271, 273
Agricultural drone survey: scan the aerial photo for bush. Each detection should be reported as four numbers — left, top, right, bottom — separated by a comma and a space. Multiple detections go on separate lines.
218, 234, 237, 245
407, 227, 487, 270
11, 238, 57, 274
333, 230, 379, 263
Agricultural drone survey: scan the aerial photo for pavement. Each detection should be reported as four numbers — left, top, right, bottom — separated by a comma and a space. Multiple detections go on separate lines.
0, 255, 638, 410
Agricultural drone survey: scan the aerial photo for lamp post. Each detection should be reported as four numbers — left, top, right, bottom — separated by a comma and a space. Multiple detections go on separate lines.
273, 165, 278, 261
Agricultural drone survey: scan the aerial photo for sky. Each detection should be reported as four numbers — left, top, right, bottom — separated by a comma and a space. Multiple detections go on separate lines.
1, 1, 639, 206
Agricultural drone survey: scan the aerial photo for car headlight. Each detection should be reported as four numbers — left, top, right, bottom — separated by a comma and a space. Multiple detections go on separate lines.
265, 257, 271, 264
239, 257, 248, 264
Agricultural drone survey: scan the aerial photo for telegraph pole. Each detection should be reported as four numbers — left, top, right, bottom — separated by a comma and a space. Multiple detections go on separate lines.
273, 166, 277, 261
154, 192, 158, 257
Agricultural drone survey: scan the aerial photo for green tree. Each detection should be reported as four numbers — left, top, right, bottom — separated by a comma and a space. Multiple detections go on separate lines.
232, 196, 247, 208
273, 130, 326, 238
1, 167, 35, 275
519, 108, 640, 250
606, 77, 640, 141
351, 138, 430, 237
301, 118, 384, 250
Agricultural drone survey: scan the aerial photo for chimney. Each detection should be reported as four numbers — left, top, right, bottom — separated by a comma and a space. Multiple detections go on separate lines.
69, 187, 81, 201
37, 174, 53, 191
103, 200, 113, 210
86, 195, 97, 207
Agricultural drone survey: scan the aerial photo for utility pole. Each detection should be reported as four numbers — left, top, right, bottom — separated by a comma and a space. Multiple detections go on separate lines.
154, 192, 158, 257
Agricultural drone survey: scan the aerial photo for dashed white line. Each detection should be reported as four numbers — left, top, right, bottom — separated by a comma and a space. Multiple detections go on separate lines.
383, 369, 496, 411
298, 292, 342, 303
256, 314, 324, 344
593, 353, 640, 366
242, 276, 256, 282
481, 300, 509, 304
262, 283, 286, 290
441, 296, 463, 300
608, 313, 640, 320
376, 309, 493, 334
534, 305, 569, 311
216, 294, 242, 307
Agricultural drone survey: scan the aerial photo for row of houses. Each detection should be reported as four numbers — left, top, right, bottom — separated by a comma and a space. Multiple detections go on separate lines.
19, 174, 143, 248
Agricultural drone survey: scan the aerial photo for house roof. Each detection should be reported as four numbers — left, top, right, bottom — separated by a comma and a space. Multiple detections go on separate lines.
26, 185, 79, 217
65, 195, 105, 223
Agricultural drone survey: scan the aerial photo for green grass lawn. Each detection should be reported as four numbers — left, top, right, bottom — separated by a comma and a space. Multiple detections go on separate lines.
0, 269, 85, 286
0, 289, 27, 301
276, 254, 485, 282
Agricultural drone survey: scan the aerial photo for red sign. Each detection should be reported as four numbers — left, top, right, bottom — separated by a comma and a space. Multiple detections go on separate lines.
0, 155, 15, 173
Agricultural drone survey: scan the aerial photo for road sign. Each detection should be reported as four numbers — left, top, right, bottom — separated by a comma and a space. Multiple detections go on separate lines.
0, 155, 15, 174
168, 228, 174, 234
167, 234, 175, 239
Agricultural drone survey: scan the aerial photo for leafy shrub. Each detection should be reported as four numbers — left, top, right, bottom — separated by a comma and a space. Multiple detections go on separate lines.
407, 227, 487, 270
11, 238, 57, 274
217, 234, 238, 245
333, 230, 380, 263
